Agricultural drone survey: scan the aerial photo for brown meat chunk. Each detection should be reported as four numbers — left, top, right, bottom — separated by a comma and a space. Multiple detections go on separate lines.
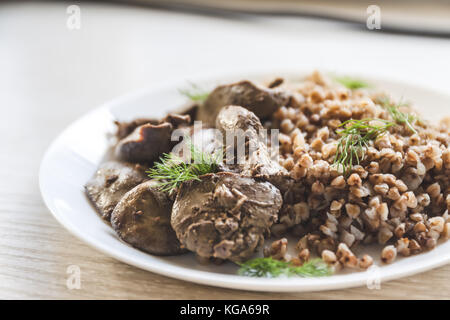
171, 172, 282, 262
197, 80, 290, 125
85, 161, 147, 221
115, 114, 190, 163
115, 118, 158, 140
111, 180, 185, 256
215, 105, 288, 181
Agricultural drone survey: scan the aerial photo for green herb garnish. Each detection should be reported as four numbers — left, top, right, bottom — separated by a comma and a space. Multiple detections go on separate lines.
237, 257, 332, 278
147, 139, 219, 193
333, 118, 395, 175
179, 82, 210, 102
379, 97, 418, 134
335, 76, 370, 90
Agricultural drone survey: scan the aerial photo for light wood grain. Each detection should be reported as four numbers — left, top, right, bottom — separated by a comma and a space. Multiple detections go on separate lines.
1, 2, 450, 300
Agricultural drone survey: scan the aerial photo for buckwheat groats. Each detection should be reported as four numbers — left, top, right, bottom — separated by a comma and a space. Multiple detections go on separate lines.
265, 71, 450, 269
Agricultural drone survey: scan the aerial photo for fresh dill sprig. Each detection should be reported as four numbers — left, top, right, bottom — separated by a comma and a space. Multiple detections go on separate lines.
179, 82, 210, 102
147, 154, 200, 193
333, 118, 395, 175
147, 139, 220, 193
378, 97, 418, 134
334, 76, 370, 90
237, 257, 332, 278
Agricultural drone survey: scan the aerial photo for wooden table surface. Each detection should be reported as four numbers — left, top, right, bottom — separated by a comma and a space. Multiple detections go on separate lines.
1, 2, 450, 300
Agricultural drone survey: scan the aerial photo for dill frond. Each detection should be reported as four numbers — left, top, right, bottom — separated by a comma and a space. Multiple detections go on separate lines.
147, 139, 220, 193
334, 76, 370, 90
237, 257, 332, 278
179, 82, 210, 102
378, 97, 418, 134
333, 118, 395, 175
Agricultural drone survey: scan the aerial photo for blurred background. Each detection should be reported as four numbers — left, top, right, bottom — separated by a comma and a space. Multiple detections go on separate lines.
1, 0, 449, 140
0, 0, 450, 299
122, 0, 450, 35
2, 1, 450, 123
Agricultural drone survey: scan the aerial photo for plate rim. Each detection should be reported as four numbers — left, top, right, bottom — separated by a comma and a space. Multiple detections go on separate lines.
39, 68, 450, 292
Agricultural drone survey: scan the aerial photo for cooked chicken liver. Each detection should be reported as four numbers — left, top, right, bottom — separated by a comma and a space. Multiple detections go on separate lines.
215, 105, 287, 180
197, 80, 290, 125
115, 118, 158, 140
115, 114, 190, 163
173, 127, 223, 164
171, 172, 282, 262
85, 161, 147, 221
111, 180, 185, 255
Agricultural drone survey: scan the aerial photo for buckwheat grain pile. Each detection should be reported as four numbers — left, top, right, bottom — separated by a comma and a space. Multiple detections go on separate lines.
265, 71, 450, 270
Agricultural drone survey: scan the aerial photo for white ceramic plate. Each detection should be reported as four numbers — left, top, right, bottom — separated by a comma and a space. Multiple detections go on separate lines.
40, 70, 450, 292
